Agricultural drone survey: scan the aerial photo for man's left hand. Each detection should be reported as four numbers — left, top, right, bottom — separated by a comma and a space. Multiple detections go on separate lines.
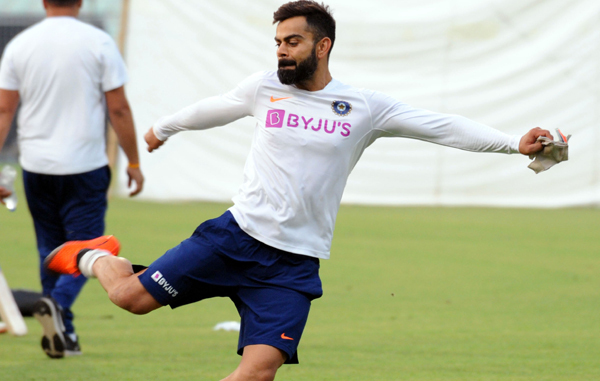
145, 127, 165, 153
519, 127, 554, 155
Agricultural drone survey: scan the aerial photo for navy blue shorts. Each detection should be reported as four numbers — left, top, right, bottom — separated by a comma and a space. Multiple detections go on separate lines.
138, 211, 323, 364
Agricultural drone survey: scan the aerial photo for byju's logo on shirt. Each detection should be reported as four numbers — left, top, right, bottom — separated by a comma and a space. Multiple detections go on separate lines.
151, 271, 179, 298
265, 109, 352, 136
266, 110, 285, 128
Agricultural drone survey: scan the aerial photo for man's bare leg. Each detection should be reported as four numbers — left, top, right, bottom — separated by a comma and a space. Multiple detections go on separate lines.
43, 237, 161, 314
221, 344, 286, 381
91, 256, 162, 315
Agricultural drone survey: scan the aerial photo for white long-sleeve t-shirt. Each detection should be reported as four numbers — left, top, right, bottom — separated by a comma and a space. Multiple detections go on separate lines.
154, 71, 521, 259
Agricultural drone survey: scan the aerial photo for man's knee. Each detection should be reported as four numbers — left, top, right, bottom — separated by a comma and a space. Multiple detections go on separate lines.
107, 277, 161, 315
234, 368, 278, 381
226, 345, 285, 381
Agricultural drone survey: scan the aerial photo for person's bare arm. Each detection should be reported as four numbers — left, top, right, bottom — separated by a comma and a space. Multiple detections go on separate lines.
105, 86, 144, 196
0, 89, 18, 153
0, 89, 19, 201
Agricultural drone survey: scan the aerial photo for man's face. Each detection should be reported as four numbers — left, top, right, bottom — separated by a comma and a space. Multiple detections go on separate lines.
275, 16, 319, 85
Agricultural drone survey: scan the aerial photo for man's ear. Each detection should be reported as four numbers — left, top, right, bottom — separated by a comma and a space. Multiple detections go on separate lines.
316, 37, 332, 59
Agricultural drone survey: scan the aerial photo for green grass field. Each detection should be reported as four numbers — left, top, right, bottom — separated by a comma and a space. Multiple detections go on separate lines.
1, 180, 599, 380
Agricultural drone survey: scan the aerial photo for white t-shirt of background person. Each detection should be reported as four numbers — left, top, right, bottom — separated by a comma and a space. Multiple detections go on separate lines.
153, 71, 521, 259
0, 16, 128, 175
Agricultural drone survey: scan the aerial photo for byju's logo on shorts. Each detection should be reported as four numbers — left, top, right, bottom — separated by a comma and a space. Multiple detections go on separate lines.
266, 109, 285, 128
151, 271, 179, 298
151, 271, 162, 281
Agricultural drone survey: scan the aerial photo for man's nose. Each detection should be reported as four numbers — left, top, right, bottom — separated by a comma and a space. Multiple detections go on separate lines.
277, 44, 288, 58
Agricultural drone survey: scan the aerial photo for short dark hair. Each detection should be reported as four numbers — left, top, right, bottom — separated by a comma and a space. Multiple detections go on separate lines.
46, 0, 80, 6
273, 1, 336, 54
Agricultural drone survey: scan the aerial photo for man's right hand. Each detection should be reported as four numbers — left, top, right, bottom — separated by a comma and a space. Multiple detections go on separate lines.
126, 166, 144, 197
145, 127, 166, 153
0, 186, 11, 203
519, 127, 553, 155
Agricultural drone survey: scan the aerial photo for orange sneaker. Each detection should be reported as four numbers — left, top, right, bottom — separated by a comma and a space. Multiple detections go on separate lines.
44, 236, 120, 276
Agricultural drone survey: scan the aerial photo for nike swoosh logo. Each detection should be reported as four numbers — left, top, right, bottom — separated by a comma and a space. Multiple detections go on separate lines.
281, 333, 294, 340
270, 96, 292, 102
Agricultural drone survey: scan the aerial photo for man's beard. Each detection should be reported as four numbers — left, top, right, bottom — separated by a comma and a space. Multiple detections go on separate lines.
277, 47, 318, 86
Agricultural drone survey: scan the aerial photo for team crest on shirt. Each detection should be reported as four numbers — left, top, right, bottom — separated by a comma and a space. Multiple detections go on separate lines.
331, 100, 352, 117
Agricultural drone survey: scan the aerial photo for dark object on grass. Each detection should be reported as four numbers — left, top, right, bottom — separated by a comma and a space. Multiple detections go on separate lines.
12, 289, 43, 317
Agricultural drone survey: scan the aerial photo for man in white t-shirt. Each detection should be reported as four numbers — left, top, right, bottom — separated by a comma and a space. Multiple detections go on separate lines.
44, 1, 552, 379
0, 0, 144, 359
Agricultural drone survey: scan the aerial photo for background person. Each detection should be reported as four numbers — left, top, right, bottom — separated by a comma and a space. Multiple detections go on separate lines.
0, 0, 144, 358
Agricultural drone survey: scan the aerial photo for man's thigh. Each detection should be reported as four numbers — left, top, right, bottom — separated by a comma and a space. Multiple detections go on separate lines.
137, 218, 239, 307
233, 285, 313, 364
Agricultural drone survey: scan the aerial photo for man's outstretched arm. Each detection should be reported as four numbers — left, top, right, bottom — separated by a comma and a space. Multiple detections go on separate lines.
369, 92, 552, 156
144, 94, 252, 153
146, 73, 261, 152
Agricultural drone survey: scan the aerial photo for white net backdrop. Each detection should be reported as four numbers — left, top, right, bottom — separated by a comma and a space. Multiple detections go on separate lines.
118, 0, 600, 207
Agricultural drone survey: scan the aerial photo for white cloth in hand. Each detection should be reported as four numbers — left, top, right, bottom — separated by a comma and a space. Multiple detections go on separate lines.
528, 136, 569, 174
